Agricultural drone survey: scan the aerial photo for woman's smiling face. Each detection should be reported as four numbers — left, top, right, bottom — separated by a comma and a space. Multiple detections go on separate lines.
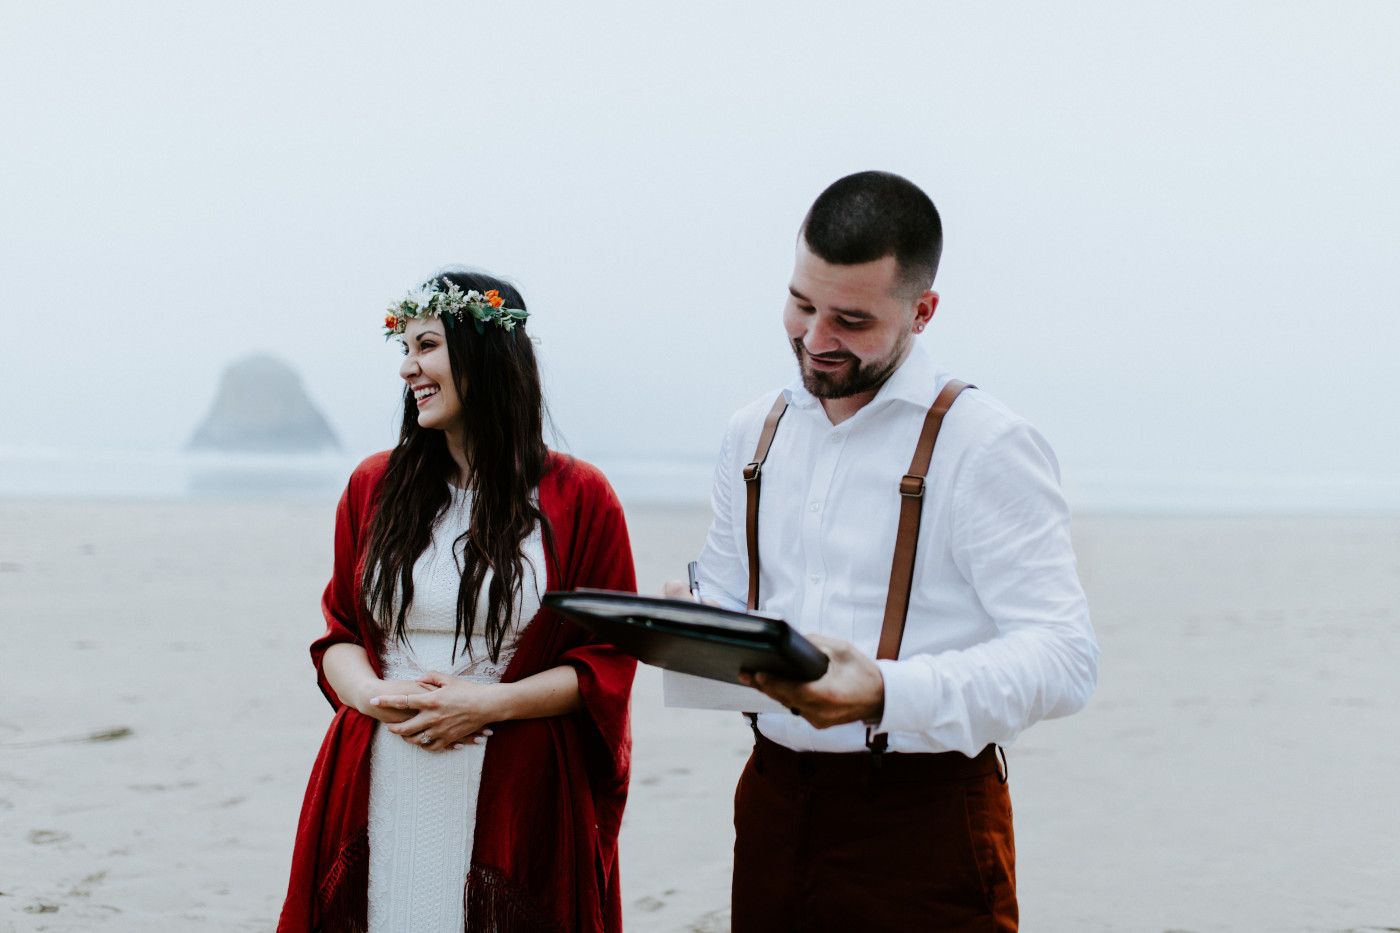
399, 317, 463, 433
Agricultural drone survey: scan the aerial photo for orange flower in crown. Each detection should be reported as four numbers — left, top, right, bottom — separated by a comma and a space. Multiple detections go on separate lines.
382, 279, 528, 340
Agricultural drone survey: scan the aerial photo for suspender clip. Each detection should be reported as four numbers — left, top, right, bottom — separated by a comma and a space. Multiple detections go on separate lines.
898, 474, 925, 498
746, 712, 765, 773
865, 727, 889, 767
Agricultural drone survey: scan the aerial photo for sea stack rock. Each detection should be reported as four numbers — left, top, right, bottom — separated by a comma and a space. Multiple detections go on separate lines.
189, 354, 339, 452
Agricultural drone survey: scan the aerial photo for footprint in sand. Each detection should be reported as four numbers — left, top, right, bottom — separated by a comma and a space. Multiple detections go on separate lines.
128, 780, 199, 792
0, 726, 133, 750
67, 870, 107, 897
685, 907, 730, 933
196, 796, 246, 809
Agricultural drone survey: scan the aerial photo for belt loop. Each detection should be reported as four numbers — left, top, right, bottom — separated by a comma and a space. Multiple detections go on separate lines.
746, 713, 764, 773
995, 744, 1008, 784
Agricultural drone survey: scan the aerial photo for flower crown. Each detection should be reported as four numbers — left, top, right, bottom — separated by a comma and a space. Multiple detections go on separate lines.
382, 279, 528, 340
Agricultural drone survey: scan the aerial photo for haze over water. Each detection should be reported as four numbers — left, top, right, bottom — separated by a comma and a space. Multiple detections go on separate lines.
2, 3, 1397, 510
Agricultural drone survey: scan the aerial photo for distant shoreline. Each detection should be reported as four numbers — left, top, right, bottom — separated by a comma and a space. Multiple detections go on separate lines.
1, 446, 1397, 513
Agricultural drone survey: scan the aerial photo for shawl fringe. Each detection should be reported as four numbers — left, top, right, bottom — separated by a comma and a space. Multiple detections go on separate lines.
315, 828, 368, 933
465, 864, 563, 933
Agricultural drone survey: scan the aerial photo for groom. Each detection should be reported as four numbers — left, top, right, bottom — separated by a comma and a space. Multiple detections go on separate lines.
673, 171, 1099, 931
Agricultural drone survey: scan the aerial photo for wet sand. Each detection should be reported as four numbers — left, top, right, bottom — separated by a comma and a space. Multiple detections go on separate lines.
1, 501, 1397, 932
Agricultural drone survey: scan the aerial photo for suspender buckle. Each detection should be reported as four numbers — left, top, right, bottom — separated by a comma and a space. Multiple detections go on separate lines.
743, 461, 762, 482
899, 474, 925, 498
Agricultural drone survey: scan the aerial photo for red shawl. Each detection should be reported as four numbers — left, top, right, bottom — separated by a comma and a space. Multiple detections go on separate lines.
278, 451, 637, 933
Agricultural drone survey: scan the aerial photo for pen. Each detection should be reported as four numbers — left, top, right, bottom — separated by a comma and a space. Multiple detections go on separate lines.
687, 561, 701, 602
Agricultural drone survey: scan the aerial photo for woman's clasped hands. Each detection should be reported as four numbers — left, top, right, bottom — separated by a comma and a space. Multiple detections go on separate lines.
370, 671, 496, 752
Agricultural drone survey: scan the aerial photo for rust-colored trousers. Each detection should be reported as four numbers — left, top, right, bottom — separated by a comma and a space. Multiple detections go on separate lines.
732, 734, 1017, 933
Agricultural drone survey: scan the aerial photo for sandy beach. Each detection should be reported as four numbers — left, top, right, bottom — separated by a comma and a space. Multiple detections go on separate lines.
1, 499, 1398, 932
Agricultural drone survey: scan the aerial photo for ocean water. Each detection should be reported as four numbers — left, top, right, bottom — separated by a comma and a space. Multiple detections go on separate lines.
0, 446, 358, 501
1, 446, 1397, 514
0, 447, 716, 504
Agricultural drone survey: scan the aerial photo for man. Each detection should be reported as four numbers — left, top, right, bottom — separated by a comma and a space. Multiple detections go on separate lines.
669, 171, 1099, 931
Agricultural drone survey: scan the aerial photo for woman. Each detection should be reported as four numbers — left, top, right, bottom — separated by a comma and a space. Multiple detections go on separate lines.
278, 270, 637, 933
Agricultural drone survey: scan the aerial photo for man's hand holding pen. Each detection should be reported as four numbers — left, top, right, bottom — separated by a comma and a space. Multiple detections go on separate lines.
661, 560, 718, 606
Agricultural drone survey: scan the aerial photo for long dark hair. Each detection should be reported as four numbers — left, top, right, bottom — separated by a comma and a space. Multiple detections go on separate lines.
360, 269, 555, 662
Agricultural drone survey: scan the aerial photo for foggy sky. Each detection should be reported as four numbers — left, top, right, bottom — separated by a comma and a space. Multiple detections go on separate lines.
3, 2, 1398, 484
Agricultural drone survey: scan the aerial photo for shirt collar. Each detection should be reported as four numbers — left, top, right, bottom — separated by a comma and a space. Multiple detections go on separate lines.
784, 338, 940, 415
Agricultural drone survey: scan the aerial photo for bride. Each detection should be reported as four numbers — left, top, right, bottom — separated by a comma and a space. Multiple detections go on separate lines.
278, 270, 637, 933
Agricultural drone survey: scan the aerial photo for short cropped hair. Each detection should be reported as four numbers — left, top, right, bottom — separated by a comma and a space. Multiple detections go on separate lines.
799, 171, 943, 298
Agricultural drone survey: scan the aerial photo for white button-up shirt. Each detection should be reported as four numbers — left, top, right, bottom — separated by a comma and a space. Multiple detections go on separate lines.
696, 340, 1099, 755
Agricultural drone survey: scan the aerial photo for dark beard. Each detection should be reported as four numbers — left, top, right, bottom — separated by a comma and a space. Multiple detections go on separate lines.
791, 336, 909, 399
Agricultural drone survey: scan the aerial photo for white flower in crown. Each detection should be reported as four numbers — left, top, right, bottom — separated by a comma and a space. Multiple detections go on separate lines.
383, 279, 528, 339
405, 284, 438, 312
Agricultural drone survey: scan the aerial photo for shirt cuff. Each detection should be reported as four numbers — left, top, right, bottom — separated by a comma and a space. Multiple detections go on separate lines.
873, 658, 935, 736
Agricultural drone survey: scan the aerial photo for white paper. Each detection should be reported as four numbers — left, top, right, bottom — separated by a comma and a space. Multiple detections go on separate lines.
662, 669, 789, 713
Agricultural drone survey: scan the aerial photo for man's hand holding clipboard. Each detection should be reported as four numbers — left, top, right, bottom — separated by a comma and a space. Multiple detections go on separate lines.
659, 568, 885, 729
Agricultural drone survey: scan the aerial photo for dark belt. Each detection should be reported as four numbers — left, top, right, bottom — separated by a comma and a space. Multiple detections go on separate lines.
752, 732, 1001, 785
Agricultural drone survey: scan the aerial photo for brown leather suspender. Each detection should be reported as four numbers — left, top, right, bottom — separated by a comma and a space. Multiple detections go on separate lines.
743, 394, 789, 611
868, 378, 971, 752
743, 380, 974, 752
875, 378, 972, 661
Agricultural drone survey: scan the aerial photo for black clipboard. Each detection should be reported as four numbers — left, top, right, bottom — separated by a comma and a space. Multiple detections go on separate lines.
542, 589, 829, 684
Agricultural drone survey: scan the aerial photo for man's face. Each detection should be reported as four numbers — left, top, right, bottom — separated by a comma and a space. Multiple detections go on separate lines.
783, 239, 936, 402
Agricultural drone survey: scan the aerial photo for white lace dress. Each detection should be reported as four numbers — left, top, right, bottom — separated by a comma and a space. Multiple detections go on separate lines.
367, 486, 545, 933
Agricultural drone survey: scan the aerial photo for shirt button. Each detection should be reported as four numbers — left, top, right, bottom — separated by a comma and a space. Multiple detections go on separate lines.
809, 573, 821, 584
830, 433, 843, 443
808, 501, 820, 512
